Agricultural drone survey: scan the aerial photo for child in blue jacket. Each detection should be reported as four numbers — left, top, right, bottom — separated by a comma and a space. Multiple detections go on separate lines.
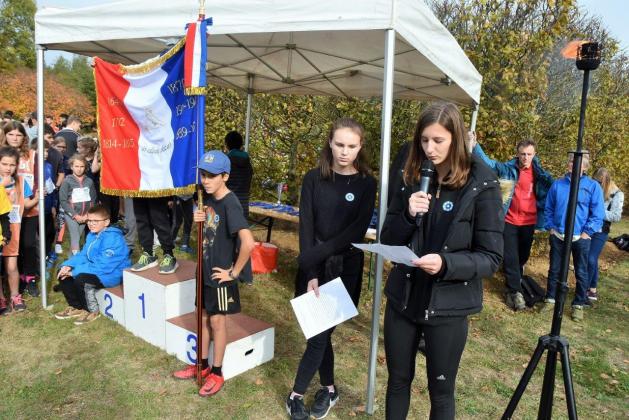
54, 204, 130, 325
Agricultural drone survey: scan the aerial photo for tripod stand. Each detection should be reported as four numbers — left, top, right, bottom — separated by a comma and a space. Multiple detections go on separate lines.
502, 41, 601, 420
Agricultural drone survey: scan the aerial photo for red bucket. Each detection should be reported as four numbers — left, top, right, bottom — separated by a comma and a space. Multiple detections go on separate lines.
251, 242, 278, 274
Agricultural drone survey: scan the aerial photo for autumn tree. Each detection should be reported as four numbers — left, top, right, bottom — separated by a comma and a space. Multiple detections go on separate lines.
0, 68, 94, 122
539, 12, 629, 191
0, 0, 36, 71
430, 0, 576, 158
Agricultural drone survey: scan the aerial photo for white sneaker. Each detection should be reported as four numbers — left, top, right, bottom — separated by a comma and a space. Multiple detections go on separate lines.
55, 244, 63, 254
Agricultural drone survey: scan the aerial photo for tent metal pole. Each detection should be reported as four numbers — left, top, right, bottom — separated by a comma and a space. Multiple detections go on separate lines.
36, 45, 48, 309
470, 102, 479, 131
244, 74, 253, 151
366, 28, 395, 415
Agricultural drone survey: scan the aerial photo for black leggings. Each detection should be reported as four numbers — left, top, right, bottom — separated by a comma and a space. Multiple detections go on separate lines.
133, 197, 174, 255
384, 303, 468, 420
19, 215, 39, 277
171, 197, 193, 245
292, 251, 364, 395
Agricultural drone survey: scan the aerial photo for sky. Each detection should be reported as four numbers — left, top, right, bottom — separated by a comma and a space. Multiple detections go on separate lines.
38, 0, 628, 63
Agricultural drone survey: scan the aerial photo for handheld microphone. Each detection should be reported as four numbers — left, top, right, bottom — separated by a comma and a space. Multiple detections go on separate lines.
415, 160, 436, 226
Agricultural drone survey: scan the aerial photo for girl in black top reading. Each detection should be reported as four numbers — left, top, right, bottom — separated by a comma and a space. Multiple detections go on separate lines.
381, 103, 504, 420
286, 118, 377, 420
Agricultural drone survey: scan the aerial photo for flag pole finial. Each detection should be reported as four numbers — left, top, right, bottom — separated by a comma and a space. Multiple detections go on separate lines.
198, 0, 205, 19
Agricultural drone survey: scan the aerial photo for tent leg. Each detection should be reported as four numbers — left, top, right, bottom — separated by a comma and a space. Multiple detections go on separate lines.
244, 74, 254, 151
470, 102, 479, 132
36, 45, 48, 309
366, 28, 395, 416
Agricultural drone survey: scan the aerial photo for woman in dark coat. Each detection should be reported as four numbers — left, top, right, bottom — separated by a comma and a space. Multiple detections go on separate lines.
381, 102, 504, 420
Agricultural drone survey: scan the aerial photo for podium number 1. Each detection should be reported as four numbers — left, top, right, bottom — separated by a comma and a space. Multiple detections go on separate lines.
138, 293, 146, 319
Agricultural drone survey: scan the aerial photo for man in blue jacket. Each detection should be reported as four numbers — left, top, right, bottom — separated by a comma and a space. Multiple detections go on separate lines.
54, 205, 130, 325
543, 152, 604, 322
471, 135, 554, 311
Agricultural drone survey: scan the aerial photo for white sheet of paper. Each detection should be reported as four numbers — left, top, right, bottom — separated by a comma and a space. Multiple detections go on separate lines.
352, 242, 419, 266
9, 204, 21, 224
290, 277, 359, 339
45, 178, 56, 194
71, 187, 91, 203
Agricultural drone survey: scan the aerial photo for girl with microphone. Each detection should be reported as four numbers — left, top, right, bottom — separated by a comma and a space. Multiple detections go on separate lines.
381, 102, 504, 419
286, 118, 376, 420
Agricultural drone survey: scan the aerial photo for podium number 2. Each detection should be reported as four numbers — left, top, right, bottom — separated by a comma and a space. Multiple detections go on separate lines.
186, 334, 197, 364
104, 294, 113, 318
138, 293, 146, 319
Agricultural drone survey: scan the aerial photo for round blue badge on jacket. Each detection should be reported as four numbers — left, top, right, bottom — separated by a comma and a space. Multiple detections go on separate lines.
442, 201, 454, 212
345, 193, 355, 202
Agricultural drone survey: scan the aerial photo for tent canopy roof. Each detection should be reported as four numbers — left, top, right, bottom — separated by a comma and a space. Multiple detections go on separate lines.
35, 0, 481, 105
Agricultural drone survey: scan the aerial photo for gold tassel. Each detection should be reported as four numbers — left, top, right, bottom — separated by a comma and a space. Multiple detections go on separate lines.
101, 184, 197, 198
122, 38, 186, 76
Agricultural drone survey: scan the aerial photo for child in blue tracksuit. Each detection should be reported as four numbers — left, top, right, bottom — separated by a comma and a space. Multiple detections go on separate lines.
55, 204, 130, 325
542, 152, 604, 322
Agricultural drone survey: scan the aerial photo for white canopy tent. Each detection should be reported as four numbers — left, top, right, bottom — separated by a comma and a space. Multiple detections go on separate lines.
34, 0, 481, 413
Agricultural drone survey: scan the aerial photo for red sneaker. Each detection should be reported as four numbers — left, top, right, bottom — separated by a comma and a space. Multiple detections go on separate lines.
11, 294, 26, 312
198, 373, 224, 397
172, 364, 210, 380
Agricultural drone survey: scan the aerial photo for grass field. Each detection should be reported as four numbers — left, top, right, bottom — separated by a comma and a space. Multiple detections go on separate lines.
0, 218, 627, 419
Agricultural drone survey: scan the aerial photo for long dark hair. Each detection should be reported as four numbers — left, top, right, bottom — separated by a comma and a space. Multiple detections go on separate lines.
403, 102, 470, 189
319, 117, 370, 180
2, 121, 30, 159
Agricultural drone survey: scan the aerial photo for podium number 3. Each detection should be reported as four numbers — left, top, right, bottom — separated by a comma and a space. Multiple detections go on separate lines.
186, 334, 197, 364
104, 294, 113, 318
138, 293, 146, 319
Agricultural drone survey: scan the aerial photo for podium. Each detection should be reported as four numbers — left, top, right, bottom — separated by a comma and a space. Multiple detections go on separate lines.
166, 312, 275, 380
93, 258, 275, 380
123, 260, 196, 349
96, 285, 125, 326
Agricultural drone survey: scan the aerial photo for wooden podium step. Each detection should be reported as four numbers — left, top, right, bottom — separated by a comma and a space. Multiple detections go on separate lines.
123, 259, 197, 349
166, 312, 275, 380
96, 285, 125, 326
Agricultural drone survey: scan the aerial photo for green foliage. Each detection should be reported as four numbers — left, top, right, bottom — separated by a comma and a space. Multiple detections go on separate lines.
430, 0, 628, 194
0, 0, 36, 71
202, 86, 422, 204
430, 0, 576, 159
47, 56, 97, 106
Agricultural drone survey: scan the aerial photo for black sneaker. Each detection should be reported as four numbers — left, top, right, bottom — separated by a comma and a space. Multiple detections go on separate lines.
310, 387, 339, 419
25, 281, 40, 298
285, 393, 309, 420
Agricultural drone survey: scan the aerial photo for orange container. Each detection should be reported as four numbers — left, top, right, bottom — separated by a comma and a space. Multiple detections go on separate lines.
251, 242, 278, 274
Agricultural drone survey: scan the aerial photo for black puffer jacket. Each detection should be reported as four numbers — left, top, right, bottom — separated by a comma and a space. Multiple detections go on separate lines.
381, 155, 504, 320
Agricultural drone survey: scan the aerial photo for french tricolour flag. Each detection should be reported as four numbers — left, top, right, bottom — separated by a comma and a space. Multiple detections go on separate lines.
184, 18, 211, 94
94, 40, 204, 197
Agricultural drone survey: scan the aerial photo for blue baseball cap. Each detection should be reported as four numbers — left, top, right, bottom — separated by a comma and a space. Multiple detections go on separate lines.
197, 150, 231, 174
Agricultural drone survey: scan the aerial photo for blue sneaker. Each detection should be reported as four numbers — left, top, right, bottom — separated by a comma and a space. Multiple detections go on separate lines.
178, 244, 194, 254
46, 252, 58, 268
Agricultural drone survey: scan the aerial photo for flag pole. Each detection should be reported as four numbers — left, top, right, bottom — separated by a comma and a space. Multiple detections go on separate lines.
195, 0, 206, 389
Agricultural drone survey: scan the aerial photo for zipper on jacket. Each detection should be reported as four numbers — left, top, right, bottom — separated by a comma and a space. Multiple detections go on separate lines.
425, 309, 429, 321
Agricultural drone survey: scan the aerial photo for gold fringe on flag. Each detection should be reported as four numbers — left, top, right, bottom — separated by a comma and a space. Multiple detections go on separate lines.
184, 87, 207, 96
122, 37, 187, 76
101, 184, 197, 198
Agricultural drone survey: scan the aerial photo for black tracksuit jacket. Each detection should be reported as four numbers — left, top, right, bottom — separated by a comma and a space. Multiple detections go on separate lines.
381, 155, 505, 321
